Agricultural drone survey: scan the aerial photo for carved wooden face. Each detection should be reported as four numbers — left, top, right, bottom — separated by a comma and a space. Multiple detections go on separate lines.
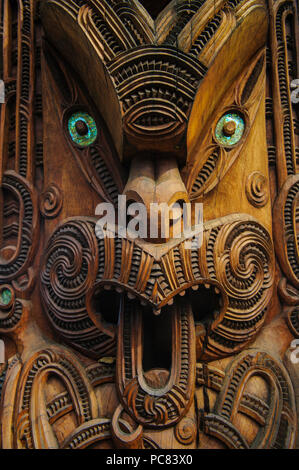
37, 0, 274, 385
1, 0, 298, 450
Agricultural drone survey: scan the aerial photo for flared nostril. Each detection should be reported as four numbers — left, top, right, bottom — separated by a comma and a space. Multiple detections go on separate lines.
122, 155, 189, 242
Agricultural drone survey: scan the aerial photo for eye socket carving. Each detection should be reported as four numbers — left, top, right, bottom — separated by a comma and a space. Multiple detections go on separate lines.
215, 112, 245, 147
68, 111, 98, 147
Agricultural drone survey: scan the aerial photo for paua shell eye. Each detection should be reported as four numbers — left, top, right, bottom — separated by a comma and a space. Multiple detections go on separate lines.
215, 112, 245, 147
0, 285, 13, 308
68, 112, 98, 147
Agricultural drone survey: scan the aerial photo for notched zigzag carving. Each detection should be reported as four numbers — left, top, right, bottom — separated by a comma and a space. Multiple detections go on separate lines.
109, 47, 206, 142
267, 0, 299, 341
40, 214, 274, 360
4, 346, 110, 449
41, 0, 263, 145
273, 175, 299, 289
0, 1, 41, 337
0, 172, 39, 282
200, 350, 297, 449
74, 0, 208, 145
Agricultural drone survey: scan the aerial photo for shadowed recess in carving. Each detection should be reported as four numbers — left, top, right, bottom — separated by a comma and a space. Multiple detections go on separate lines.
92, 289, 121, 326
139, 0, 170, 18
142, 305, 173, 372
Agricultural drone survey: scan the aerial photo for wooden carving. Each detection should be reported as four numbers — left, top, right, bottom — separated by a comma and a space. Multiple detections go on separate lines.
0, 0, 298, 449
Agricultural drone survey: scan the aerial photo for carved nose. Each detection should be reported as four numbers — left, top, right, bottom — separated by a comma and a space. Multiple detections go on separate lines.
123, 156, 189, 242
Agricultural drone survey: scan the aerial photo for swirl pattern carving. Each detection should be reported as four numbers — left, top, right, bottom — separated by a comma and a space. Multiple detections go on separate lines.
245, 171, 269, 207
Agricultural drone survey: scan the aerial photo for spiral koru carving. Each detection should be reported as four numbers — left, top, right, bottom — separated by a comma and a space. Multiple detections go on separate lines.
175, 417, 197, 445
245, 171, 269, 208
40, 218, 116, 358
39, 183, 63, 219
111, 405, 143, 449
204, 219, 274, 358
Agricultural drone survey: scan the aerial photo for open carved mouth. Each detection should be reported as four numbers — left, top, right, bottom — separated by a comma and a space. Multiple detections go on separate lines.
40, 215, 273, 428
91, 281, 224, 371
87, 280, 225, 429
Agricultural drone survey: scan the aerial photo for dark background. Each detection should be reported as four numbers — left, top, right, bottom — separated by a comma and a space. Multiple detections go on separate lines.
139, 0, 170, 18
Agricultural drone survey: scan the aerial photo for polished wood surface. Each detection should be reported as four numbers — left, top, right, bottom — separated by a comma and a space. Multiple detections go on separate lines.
0, 0, 298, 449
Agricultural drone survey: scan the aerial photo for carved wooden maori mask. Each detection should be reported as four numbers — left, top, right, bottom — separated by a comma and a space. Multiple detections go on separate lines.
0, 0, 298, 450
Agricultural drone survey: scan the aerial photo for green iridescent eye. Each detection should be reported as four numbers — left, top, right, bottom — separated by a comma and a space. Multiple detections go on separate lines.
215, 113, 245, 147
68, 112, 98, 147
0, 287, 12, 307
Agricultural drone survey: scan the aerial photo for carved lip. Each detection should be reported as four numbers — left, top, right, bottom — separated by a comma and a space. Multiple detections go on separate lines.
86, 277, 226, 337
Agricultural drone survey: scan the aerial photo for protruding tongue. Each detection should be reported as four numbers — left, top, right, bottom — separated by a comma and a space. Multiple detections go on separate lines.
116, 296, 196, 428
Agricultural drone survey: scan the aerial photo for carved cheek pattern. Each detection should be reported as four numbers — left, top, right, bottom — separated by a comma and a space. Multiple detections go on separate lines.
40, 218, 117, 359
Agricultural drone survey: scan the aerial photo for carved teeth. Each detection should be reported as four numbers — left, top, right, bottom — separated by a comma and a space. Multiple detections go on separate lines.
192, 285, 199, 291
179, 290, 186, 297
116, 287, 124, 293
168, 298, 174, 306
154, 308, 161, 316
141, 300, 147, 306
127, 292, 136, 300
204, 284, 210, 289
214, 287, 220, 294
104, 285, 112, 291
